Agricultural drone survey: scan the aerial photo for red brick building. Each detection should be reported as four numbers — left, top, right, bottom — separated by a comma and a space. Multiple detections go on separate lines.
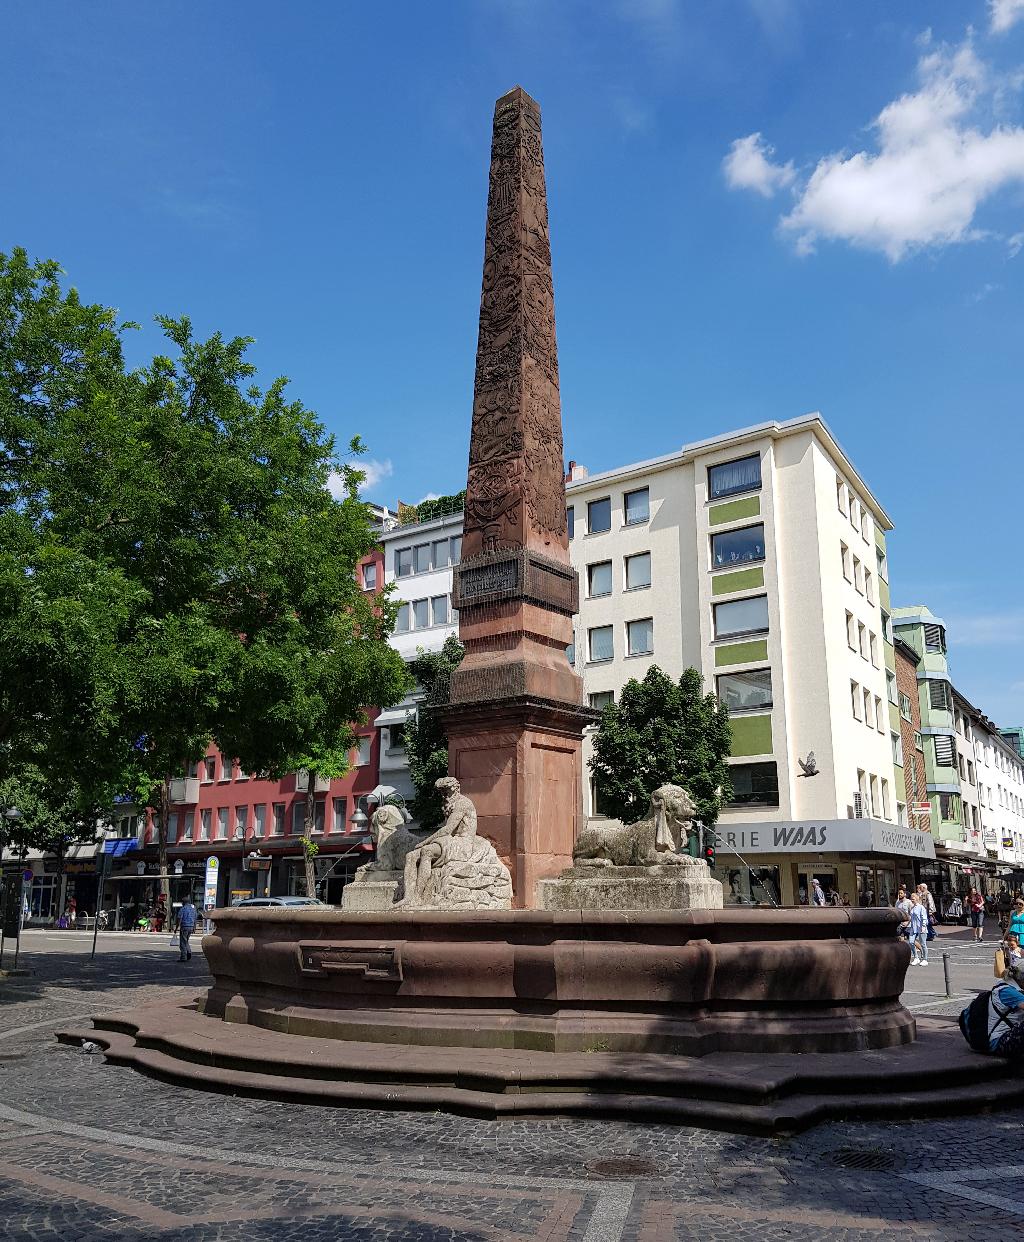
894, 636, 928, 834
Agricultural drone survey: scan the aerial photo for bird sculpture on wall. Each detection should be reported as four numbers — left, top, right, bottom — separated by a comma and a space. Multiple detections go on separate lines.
797, 752, 819, 778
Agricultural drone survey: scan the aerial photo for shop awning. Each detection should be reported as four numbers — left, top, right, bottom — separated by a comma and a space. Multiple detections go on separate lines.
374, 707, 414, 728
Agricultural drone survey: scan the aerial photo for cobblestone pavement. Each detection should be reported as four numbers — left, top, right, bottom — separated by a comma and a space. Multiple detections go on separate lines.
0, 925, 1020, 1240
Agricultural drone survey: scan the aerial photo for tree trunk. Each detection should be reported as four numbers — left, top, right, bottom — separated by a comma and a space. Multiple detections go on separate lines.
302, 773, 317, 898
158, 778, 171, 910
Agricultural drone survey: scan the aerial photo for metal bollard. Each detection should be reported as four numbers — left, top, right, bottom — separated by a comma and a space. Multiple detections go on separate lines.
942, 952, 952, 999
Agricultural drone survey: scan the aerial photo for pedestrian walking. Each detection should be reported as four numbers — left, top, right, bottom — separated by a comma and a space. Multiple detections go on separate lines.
811, 878, 827, 907
178, 896, 198, 962
1008, 898, 1024, 943
895, 887, 913, 940
967, 888, 986, 943
908, 893, 929, 966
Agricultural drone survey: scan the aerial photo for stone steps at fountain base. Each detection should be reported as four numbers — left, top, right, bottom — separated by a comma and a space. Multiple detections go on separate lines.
57, 1001, 1024, 1135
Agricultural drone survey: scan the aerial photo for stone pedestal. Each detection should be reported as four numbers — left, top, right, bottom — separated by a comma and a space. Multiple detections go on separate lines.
443, 697, 592, 909
340, 873, 401, 912
538, 863, 724, 912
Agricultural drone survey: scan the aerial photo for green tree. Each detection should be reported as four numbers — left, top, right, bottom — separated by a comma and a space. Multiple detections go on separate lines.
0, 248, 410, 901
588, 665, 733, 834
404, 634, 464, 829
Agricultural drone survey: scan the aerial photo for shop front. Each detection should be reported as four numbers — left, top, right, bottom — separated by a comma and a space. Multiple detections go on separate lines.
713, 819, 935, 908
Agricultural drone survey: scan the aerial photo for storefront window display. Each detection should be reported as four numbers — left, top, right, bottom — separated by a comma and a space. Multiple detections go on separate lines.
29, 876, 58, 919
722, 865, 781, 907
797, 867, 838, 905
856, 863, 897, 907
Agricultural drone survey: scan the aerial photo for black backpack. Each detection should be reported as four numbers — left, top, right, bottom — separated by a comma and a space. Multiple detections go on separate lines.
959, 988, 1011, 1053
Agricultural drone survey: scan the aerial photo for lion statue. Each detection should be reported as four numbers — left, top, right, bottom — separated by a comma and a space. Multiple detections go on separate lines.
355, 800, 420, 876
573, 784, 699, 868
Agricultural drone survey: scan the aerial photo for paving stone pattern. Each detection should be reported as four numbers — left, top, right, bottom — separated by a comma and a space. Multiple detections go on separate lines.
0, 927, 1020, 1240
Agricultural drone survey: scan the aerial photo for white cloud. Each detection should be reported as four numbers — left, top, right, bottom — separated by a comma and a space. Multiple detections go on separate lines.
990, 0, 1024, 34
722, 133, 796, 197
946, 611, 1024, 645
1009, 230, 1024, 255
328, 458, 393, 499
967, 280, 1001, 302
416, 492, 442, 504
726, 35, 1024, 261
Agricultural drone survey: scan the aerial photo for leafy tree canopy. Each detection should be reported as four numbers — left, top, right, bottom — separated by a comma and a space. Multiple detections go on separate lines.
404, 634, 464, 829
0, 248, 410, 837
0, 767, 101, 859
588, 665, 733, 831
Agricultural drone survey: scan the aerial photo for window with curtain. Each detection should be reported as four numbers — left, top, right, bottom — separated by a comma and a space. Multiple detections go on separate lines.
624, 487, 649, 525
395, 603, 410, 633
292, 803, 305, 835
708, 454, 761, 500
395, 548, 413, 577
711, 523, 765, 567
625, 552, 651, 589
589, 625, 614, 662
412, 598, 429, 629
713, 595, 769, 638
272, 804, 284, 835
253, 805, 266, 837
362, 562, 378, 590
414, 544, 431, 574
589, 690, 614, 709
588, 561, 612, 597
627, 618, 653, 656
332, 798, 347, 834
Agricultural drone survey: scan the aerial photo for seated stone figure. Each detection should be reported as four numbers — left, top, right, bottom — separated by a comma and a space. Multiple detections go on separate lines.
399, 777, 512, 909
573, 784, 699, 868
355, 800, 419, 877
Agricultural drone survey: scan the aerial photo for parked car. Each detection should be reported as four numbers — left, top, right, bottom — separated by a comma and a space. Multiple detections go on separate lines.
232, 896, 326, 908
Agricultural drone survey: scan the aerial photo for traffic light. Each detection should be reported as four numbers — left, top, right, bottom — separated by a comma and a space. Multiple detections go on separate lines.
703, 829, 716, 870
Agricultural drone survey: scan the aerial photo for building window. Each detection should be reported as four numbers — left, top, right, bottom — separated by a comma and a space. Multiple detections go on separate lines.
332, 797, 347, 834
450, 536, 462, 564
292, 802, 305, 835
717, 669, 772, 713
625, 552, 651, 590
567, 506, 574, 539
711, 523, 765, 568
887, 671, 898, 705
865, 571, 874, 605
861, 510, 872, 543
164, 812, 179, 845
590, 776, 611, 818
967, 759, 975, 785
881, 778, 891, 819
588, 625, 614, 663
939, 792, 961, 822
395, 548, 413, 578
413, 543, 431, 574
709, 454, 761, 500
395, 603, 410, 633
432, 539, 450, 570
388, 723, 407, 752
837, 477, 847, 515
899, 691, 912, 721
363, 562, 378, 591
924, 623, 946, 654
958, 754, 966, 779
869, 632, 879, 668
874, 695, 884, 733
589, 690, 614, 710
853, 556, 863, 593
627, 617, 654, 656
846, 611, 856, 649
728, 761, 779, 807
234, 806, 248, 837
881, 609, 892, 643
313, 799, 325, 834
858, 621, 867, 659
892, 732, 904, 766
431, 595, 448, 626
587, 498, 611, 534
877, 548, 888, 582
624, 487, 650, 525
863, 688, 873, 728
851, 680, 862, 720
841, 542, 851, 582
272, 803, 285, 835
587, 560, 613, 597
915, 731, 924, 752
354, 735, 371, 766
933, 734, 956, 768
850, 497, 860, 531
412, 598, 429, 629
215, 807, 228, 839
253, 805, 266, 838
713, 594, 769, 639
929, 679, 951, 712
566, 639, 575, 666
203, 756, 217, 782
199, 809, 211, 841
182, 811, 194, 840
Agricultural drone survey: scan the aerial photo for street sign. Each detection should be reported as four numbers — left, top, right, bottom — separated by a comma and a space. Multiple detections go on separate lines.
912, 802, 931, 814
203, 855, 219, 911
22, 869, 32, 882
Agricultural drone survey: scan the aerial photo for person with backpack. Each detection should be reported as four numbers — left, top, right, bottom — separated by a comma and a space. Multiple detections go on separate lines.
907, 892, 929, 966
959, 964, 1024, 1058
178, 896, 198, 962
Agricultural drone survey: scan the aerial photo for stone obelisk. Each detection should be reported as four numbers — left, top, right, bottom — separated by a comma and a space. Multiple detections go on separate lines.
445, 86, 593, 908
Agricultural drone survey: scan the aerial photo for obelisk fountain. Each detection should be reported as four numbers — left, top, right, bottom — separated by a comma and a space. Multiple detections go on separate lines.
445, 86, 594, 908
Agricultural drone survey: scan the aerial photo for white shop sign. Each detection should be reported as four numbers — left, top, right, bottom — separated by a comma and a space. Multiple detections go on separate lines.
717, 819, 936, 860
203, 855, 219, 911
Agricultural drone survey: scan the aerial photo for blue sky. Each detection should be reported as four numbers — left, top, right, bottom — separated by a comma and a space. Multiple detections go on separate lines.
3, 0, 1022, 725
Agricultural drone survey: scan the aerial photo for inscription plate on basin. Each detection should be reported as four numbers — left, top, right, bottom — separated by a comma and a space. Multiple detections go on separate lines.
297, 941, 403, 982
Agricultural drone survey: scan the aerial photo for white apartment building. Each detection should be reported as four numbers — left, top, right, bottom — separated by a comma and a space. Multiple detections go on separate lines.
565, 414, 931, 907
374, 415, 936, 904
375, 512, 462, 804
971, 709, 1024, 871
